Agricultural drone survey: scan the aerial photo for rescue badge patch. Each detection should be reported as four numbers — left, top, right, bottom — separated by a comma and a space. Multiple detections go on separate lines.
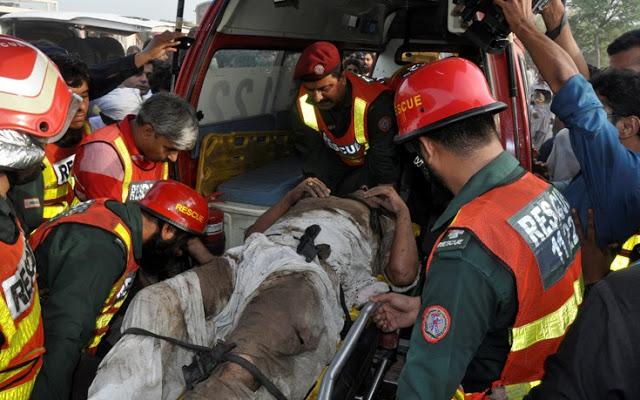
314, 64, 325, 75
23, 198, 41, 209
422, 305, 450, 343
378, 116, 392, 132
435, 229, 471, 253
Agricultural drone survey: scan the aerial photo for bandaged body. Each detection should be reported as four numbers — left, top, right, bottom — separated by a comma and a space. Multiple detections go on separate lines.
89, 196, 411, 399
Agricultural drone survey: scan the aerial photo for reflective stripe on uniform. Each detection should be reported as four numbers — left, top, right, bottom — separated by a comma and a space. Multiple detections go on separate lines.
299, 95, 319, 132
503, 380, 541, 399
510, 277, 583, 352
353, 97, 369, 151
610, 233, 640, 271
86, 223, 133, 351
113, 137, 133, 202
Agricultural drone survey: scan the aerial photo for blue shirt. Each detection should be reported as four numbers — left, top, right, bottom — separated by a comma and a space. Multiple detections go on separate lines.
552, 75, 640, 248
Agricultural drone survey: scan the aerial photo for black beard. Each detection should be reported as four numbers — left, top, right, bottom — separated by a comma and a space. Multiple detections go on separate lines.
11, 163, 44, 185
140, 229, 189, 275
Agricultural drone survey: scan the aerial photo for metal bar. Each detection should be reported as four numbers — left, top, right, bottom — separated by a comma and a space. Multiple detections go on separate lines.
317, 302, 381, 400
364, 355, 391, 400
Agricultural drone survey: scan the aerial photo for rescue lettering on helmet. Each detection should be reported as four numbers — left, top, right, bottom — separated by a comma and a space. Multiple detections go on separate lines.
395, 94, 423, 116
175, 203, 205, 223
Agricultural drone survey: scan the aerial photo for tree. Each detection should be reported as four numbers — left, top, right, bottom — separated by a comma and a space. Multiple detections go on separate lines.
567, 0, 640, 68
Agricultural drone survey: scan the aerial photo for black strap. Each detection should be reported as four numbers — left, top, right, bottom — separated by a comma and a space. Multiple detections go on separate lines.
226, 354, 287, 400
122, 327, 288, 400
338, 285, 354, 340
546, 12, 567, 40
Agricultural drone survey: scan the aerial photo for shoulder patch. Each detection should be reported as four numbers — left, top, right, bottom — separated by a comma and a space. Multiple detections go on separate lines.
421, 305, 450, 343
435, 229, 471, 253
378, 116, 392, 132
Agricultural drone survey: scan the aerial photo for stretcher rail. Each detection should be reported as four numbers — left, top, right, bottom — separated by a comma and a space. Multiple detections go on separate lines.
317, 301, 381, 400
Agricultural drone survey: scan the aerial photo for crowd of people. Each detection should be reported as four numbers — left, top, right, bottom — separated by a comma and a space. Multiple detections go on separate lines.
1, 0, 640, 398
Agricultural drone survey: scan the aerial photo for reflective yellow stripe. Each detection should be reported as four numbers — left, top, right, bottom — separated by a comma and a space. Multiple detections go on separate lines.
0, 300, 17, 354
510, 277, 583, 352
610, 234, 640, 271
41, 157, 56, 189
299, 95, 319, 132
43, 185, 69, 202
162, 162, 169, 179
113, 137, 133, 202
87, 223, 132, 350
452, 388, 467, 400
503, 380, 541, 399
353, 97, 369, 151
42, 204, 67, 219
0, 294, 42, 372
0, 375, 37, 399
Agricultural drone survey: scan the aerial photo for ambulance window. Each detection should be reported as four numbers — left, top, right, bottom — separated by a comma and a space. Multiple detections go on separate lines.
196, 49, 301, 125
342, 51, 378, 77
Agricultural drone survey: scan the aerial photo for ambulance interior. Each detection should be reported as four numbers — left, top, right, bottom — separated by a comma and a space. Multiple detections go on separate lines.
177, 0, 531, 397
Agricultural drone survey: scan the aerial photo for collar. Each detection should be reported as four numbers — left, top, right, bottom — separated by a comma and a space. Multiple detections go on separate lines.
432, 151, 524, 231
106, 200, 144, 261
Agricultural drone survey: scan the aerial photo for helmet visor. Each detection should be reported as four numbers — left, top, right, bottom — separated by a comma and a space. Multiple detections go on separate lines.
44, 92, 83, 144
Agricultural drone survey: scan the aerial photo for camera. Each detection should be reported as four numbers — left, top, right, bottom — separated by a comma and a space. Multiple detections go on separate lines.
454, 0, 550, 54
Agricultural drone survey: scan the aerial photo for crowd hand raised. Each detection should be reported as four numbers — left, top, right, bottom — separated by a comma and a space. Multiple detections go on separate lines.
493, 0, 537, 33
135, 31, 186, 67
362, 184, 408, 215
571, 208, 617, 284
287, 177, 331, 204
370, 292, 421, 333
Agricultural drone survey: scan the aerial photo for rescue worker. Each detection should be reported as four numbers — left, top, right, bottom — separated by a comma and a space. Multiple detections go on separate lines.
371, 58, 583, 399
88, 179, 419, 400
71, 92, 198, 202
0, 35, 81, 399
41, 52, 92, 221
292, 41, 401, 194
29, 180, 208, 399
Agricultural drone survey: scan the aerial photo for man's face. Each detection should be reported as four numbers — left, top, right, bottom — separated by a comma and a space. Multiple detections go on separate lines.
141, 224, 189, 274
598, 93, 636, 149
609, 47, 640, 73
140, 125, 180, 162
122, 63, 153, 95
345, 64, 360, 75
302, 73, 347, 111
69, 81, 90, 130
363, 53, 374, 69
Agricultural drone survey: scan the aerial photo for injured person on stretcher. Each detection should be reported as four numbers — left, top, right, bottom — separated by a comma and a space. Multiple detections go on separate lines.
88, 178, 419, 400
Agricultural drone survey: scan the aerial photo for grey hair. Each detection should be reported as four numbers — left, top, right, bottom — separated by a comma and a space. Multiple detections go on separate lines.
136, 92, 199, 150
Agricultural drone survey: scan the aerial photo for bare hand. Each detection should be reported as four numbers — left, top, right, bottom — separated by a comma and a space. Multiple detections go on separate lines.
571, 209, 617, 284
185, 237, 215, 265
287, 177, 331, 205
370, 292, 421, 332
362, 185, 408, 215
135, 31, 186, 67
493, 0, 536, 34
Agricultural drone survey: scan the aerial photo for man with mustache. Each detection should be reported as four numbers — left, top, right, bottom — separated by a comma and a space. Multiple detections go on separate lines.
71, 92, 199, 203
292, 41, 401, 194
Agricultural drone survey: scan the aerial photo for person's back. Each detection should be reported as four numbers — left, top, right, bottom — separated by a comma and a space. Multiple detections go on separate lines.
527, 264, 640, 399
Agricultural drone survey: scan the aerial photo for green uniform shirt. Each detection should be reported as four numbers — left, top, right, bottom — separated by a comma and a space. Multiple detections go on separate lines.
7, 173, 44, 234
399, 151, 523, 400
31, 201, 143, 400
292, 80, 401, 191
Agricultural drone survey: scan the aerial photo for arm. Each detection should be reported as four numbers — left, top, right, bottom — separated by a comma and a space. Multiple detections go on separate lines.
540, 0, 590, 80
291, 105, 346, 189
245, 177, 331, 237
72, 142, 125, 201
397, 239, 517, 400
89, 31, 185, 99
31, 226, 126, 400
494, 0, 578, 94
366, 92, 402, 185
363, 185, 418, 287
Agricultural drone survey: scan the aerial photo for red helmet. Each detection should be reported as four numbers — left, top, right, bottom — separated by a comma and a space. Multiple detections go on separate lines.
393, 57, 507, 144
0, 35, 81, 143
138, 180, 208, 236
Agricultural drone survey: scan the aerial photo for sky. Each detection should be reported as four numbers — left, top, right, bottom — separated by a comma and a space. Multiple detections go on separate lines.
17, 0, 208, 24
